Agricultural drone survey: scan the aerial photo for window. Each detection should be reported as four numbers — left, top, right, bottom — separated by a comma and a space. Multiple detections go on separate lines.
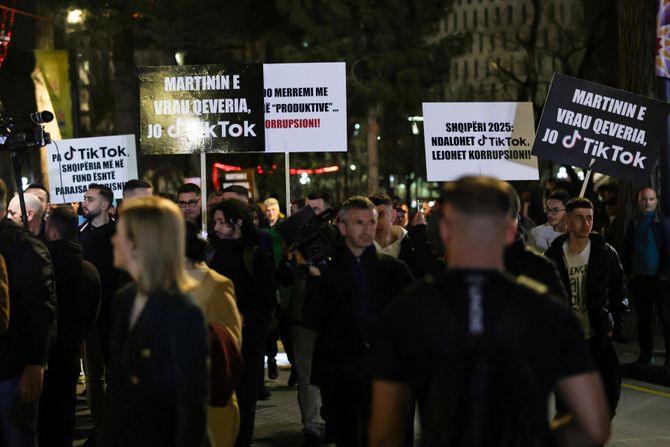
502, 31, 507, 49
484, 8, 489, 26
491, 34, 495, 51
474, 59, 479, 79
508, 5, 513, 25
453, 61, 459, 81
473, 9, 478, 28
522, 4, 527, 22
463, 10, 468, 28
464, 60, 469, 78
479, 33, 484, 52
495, 6, 500, 24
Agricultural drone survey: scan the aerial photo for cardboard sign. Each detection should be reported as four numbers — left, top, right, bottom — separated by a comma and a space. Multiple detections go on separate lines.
532, 74, 669, 183
264, 62, 347, 152
422, 102, 538, 181
46, 134, 138, 203
140, 64, 265, 154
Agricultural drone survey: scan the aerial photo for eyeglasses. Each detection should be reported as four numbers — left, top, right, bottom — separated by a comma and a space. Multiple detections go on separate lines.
178, 199, 200, 208
544, 207, 565, 215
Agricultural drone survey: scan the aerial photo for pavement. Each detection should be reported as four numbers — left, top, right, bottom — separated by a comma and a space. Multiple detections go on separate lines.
73, 346, 670, 446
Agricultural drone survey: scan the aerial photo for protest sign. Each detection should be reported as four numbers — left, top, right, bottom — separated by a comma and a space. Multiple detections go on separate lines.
422, 102, 538, 181
264, 62, 347, 152
46, 134, 138, 202
532, 73, 670, 183
140, 64, 265, 154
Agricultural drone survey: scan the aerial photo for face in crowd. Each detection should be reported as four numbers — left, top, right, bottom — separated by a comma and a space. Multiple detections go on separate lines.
265, 203, 280, 226
374, 204, 394, 236
544, 198, 566, 227
305, 198, 326, 215
638, 188, 657, 213
213, 210, 242, 240
82, 188, 109, 219
566, 206, 594, 239
178, 191, 202, 220
338, 207, 378, 253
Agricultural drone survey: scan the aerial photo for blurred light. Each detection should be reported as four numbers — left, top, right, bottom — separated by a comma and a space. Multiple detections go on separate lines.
377, 136, 381, 141
175, 51, 186, 66
577, 171, 585, 181
428, 201, 435, 208
411, 200, 418, 208
349, 164, 357, 171
557, 166, 568, 179
67, 9, 84, 24
354, 123, 361, 130
299, 173, 311, 185
398, 184, 406, 190
21, 177, 29, 190
411, 122, 419, 135
407, 116, 424, 122
389, 175, 395, 183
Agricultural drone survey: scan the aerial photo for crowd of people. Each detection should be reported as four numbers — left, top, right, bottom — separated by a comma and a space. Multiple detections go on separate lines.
0, 173, 668, 447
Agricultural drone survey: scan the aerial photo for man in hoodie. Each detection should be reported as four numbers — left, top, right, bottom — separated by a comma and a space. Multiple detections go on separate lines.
368, 193, 443, 279
39, 205, 101, 446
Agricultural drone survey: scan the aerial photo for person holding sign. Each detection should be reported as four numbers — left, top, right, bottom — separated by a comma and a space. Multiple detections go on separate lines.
528, 190, 570, 252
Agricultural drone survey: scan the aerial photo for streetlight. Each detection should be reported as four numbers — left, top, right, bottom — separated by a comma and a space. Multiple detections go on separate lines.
67, 9, 85, 25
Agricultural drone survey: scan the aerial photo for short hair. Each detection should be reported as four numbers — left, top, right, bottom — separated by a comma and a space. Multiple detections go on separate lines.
119, 196, 195, 294
177, 183, 201, 196
307, 191, 331, 207
565, 197, 593, 213
339, 196, 375, 221
0, 179, 7, 214
368, 192, 392, 208
184, 219, 207, 263
123, 179, 152, 195
441, 176, 512, 218
88, 183, 114, 205
208, 190, 224, 201
222, 185, 249, 200
211, 199, 257, 243
263, 197, 279, 208
546, 189, 570, 206
291, 198, 305, 210
26, 183, 50, 203
503, 183, 521, 219
47, 205, 78, 241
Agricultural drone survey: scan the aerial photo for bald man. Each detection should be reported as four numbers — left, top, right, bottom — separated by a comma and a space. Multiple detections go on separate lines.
8, 193, 44, 236
623, 187, 670, 367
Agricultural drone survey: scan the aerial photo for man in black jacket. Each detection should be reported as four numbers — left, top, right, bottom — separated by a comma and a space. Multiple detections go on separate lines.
0, 179, 57, 446
545, 197, 628, 417
306, 196, 414, 447
207, 199, 276, 447
622, 187, 670, 366
368, 193, 444, 279
503, 184, 567, 299
39, 205, 101, 446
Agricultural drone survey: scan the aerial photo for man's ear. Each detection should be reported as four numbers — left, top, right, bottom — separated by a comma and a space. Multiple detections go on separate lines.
504, 219, 517, 245
337, 220, 347, 237
26, 209, 35, 222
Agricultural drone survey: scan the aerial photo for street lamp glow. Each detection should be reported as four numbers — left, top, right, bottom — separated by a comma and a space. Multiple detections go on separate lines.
349, 164, 357, 171
67, 9, 84, 24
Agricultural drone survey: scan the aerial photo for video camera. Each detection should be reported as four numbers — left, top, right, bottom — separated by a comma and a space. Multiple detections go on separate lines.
0, 103, 53, 152
276, 206, 340, 266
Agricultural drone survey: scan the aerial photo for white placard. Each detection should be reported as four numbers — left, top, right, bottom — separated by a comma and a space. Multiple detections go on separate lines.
422, 102, 538, 181
264, 62, 347, 152
46, 134, 139, 203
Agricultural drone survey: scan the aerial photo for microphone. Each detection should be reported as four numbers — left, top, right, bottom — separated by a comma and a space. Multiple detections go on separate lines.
29, 111, 54, 124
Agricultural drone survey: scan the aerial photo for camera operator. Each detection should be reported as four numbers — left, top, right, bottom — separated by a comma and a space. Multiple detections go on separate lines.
304, 196, 414, 447
0, 178, 57, 446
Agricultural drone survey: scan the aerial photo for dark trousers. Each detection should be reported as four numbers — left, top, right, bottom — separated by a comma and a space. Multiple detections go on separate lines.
264, 308, 294, 365
319, 375, 371, 447
235, 325, 267, 447
556, 334, 620, 419
587, 334, 621, 417
38, 343, 81, 447
630, 275, 670, 363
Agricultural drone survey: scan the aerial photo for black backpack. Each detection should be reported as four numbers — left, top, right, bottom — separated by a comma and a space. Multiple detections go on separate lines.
421, 273, 549, 447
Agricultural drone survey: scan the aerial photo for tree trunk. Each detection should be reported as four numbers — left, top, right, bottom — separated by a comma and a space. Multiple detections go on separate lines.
616, 0, 656, 249
366, 105, 380, 194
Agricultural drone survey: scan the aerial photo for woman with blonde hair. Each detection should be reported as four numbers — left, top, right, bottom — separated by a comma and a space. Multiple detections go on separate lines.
103, 196, 210, 447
